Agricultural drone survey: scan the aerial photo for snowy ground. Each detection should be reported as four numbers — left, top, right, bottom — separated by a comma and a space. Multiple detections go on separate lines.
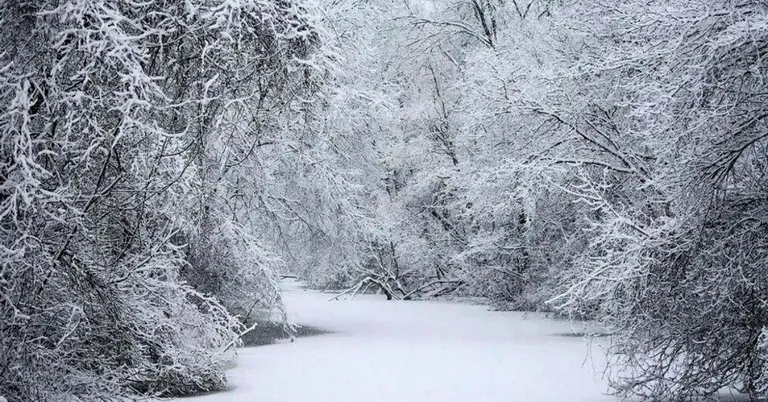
179, 280, 617, 402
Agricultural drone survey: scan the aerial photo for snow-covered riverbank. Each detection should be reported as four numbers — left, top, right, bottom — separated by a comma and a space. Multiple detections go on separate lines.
180, 280, 616, 402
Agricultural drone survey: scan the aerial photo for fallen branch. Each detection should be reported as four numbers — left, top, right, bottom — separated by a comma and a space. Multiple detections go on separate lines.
329, 278, 369, 301
402, 279, 465, 300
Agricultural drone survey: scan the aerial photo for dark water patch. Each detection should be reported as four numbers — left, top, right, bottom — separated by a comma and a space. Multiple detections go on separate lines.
553, 332, 610, 338
173, 322, 329, 399
240, 321, 331, 347
173, 387, 233, 399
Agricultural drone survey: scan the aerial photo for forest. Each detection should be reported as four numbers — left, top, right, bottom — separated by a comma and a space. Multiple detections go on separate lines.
1, 0, 767, 401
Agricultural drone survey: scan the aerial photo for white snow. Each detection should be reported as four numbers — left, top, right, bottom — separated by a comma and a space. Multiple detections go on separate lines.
179, 280, 617, 402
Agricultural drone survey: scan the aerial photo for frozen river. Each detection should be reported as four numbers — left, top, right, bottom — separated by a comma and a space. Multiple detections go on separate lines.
181, 280, 616, 402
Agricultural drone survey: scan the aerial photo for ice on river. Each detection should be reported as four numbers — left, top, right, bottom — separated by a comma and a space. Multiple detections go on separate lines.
180, 280, 616, 402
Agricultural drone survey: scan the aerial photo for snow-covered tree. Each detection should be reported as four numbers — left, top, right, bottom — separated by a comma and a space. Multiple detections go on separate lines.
548, 1, 768, 400
0, 0, 326, 400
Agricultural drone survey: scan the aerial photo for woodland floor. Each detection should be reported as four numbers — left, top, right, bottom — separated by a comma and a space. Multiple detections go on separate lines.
177, 279, 618, 402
